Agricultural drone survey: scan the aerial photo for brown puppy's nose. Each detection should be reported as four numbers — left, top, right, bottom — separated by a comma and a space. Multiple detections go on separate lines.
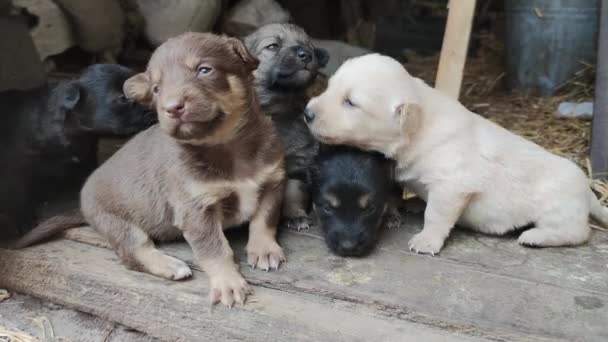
296, 47, 312, 63
304, 108, 315, 123
164, 100, 185, 119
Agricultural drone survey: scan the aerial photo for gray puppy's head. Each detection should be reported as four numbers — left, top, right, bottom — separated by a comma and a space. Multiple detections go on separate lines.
245, 23, 329, 89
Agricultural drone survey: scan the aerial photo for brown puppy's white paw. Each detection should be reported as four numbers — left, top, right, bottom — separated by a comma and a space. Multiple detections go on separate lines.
247, 237, 286, 271
208, 271, 252, 307
146, 254, 193, 280
408, 231, 445, 255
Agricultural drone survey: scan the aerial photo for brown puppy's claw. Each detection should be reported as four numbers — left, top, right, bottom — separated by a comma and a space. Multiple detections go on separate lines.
208, 271, 250, 308
247, 236, 286, 272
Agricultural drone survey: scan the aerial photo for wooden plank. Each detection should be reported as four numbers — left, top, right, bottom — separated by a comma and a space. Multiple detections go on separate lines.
0, 240, 496, 342
34, 218, 608, 341
591, 0, 608, 179
434, 0, 477, 99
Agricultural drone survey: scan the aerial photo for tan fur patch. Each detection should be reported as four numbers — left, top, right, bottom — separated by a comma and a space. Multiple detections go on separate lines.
183, 75, 249, 146
358, 194, 371, 209
324, 193, 340, 208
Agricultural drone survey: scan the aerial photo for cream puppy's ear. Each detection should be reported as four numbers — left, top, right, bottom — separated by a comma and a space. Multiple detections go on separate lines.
396, 102, 422, 145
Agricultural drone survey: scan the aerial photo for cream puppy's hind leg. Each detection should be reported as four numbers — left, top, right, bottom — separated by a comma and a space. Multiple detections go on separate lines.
518, 200, 591, 247
408, 187, 471, 255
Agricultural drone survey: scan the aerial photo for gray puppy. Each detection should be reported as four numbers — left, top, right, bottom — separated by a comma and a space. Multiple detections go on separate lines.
245, 23, 329, 230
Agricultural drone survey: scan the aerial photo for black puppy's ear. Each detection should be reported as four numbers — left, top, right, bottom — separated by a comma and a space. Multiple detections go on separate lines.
228, 37, 259, 72
123, 72, 154, 109
61, 81, 83, 111
314, 48, 329, 67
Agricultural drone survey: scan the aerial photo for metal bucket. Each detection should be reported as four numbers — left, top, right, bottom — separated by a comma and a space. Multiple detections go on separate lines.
505, 0, 599, 96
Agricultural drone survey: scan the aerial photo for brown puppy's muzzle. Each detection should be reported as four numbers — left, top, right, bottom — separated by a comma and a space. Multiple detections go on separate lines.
157, 86, 224, 141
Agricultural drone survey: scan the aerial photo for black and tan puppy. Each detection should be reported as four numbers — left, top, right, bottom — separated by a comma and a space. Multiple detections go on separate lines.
244, 23, 329, 230
312, 145, 402, 257
0, 64, 155, 240
14, 33, 287, 307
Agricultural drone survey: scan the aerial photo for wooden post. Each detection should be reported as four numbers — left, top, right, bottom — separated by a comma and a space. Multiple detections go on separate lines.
591, 0, 608, 179
435, 0, 477, 99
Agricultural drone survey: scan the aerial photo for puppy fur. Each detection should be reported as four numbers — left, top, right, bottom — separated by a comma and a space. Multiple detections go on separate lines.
15, 33, 287, 307
311, 144, 402, 257
305, 53, 608, 254
244, 23, 329, 229
0, 64, 155, 240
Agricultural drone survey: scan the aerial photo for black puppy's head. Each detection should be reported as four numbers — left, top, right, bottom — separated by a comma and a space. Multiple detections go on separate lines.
245, 23, 329, 89
54, 64, 156, 136
313, 146, 393, 257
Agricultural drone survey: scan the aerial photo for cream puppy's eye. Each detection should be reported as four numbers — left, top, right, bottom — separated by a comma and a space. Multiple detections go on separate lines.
152, 84, 160, 95
265, 43, 279, 51
197, 65, 213, 76
343, 98, 356, 107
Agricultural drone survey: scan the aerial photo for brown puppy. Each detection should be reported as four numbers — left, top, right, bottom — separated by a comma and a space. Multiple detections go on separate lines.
14, 33, 287, 307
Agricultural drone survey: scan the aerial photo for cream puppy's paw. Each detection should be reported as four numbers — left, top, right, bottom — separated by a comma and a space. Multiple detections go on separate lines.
208, 271, 253, 307
247, 236, 286, 271
408, 231, 445, 255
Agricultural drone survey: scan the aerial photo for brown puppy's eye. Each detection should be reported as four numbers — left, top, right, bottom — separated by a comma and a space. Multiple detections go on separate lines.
265, 43, 279, 51
343, 98, 356, 107
197, 65, 213, 76
152, 84, 160, 95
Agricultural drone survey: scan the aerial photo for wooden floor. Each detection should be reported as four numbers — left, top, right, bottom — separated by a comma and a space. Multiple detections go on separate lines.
1, 213, 607, 341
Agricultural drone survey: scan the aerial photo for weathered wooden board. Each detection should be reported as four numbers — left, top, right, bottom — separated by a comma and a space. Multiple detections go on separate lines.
67, 217, 608, 341
3, 213, 607, 341
0, 239, 500, 342
0, 293, 156, 341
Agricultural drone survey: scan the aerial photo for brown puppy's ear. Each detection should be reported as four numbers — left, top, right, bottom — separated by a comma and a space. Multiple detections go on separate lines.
396, 103, 423, 145
123, 73, 154, 108
228, 37, 259, 72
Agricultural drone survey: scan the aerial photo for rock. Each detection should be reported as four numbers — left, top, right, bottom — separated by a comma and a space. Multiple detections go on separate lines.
311, 39, 372, 75
223, 0, 290, 37
136, 0, 222, 46
13, 0, 75, 60
0, 11, 46, 91
555, 102, 594, 120
53, 0, 125, 58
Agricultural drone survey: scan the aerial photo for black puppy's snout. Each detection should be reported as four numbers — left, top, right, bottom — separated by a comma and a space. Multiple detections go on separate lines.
296, 47, 312, 63
304, 108, 315, 123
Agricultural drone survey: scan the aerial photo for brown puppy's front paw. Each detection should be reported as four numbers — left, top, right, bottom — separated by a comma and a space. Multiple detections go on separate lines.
286, 216, 312, 231
408, 231, 445, 255
246, 237, 286, 271
208, 271, 253, 307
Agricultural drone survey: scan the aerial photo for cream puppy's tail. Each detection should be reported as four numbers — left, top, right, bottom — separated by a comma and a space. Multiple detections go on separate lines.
589, 189, 608, 227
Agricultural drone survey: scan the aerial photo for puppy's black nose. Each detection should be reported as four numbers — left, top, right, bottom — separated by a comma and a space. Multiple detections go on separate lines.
296, 48, 312, 63
304, 108, 316, 123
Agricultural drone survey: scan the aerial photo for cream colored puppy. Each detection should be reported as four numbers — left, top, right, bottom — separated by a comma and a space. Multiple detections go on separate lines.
304, 53, 608, 254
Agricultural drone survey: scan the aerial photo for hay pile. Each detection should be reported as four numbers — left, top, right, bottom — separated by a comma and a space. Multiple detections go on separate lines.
0, 327, 38, 342
403, 32, 607, 211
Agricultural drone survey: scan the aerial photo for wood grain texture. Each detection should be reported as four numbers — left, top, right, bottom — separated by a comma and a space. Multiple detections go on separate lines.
0, 238, 493, 342
3, 215, 608, 341
435, 0, 477, 99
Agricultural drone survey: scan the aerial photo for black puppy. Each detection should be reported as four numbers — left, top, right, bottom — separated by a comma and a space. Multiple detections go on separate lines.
244, 23, 329, 230
0, 64, 155, 240
311, 145, 403, 257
